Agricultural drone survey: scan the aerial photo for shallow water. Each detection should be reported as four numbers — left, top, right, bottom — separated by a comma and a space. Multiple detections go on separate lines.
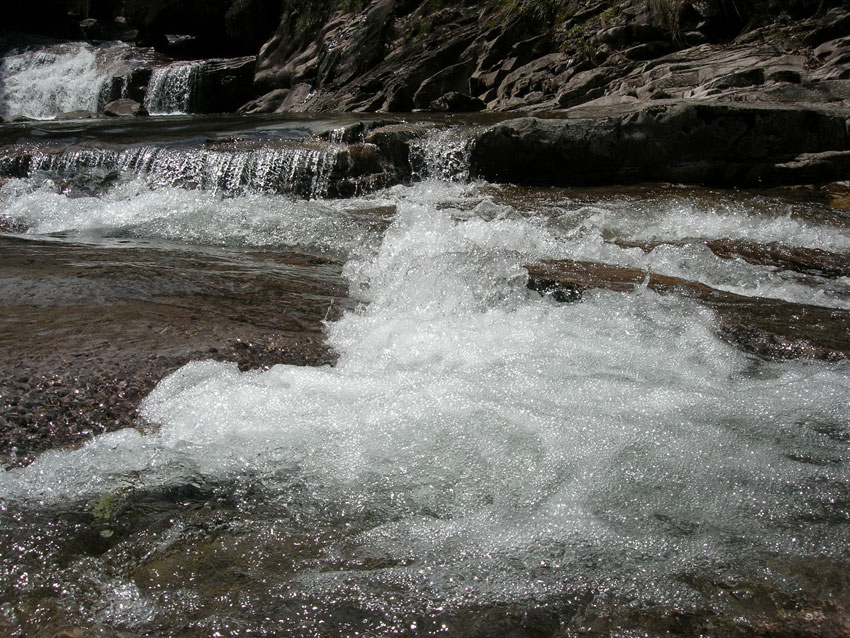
1, 119, 849, 636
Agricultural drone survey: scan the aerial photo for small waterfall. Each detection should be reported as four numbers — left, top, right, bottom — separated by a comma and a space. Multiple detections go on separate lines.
143, 61, 204, 115
410, 127, 475, 181
0, 42, 140, 120
19, 143, 342, 199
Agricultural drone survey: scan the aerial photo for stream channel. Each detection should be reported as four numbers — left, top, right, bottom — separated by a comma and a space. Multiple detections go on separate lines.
0, 106, 849, 636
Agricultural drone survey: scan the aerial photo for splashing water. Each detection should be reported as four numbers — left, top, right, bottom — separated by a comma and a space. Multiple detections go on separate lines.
0, 42, 141, 120
0, 120, 849, 634
1, 176, 849, 634
143, 61, 204, 115
410, 127, 475, 181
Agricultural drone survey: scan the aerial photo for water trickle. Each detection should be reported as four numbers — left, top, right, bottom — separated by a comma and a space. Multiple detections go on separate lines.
143, 61, 204, 115
329, 126, 347, 145
16, 143, 342, 199
411, 127, 476, 181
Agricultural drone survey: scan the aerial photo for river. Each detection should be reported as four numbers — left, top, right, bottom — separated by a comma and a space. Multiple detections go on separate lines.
1, 43, 849, 637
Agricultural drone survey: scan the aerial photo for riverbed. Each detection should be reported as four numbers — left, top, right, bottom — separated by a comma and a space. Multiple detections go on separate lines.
1, 108, 850, 636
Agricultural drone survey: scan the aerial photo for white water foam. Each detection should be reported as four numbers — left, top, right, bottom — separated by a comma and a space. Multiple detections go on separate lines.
1, 188, 848, 615
12, 141, 345, 199
551, 194, 850, 253
479, 186, 850, 309
0, 42, 136, 120
0, 177, 381, 256
3, 170, 850, 308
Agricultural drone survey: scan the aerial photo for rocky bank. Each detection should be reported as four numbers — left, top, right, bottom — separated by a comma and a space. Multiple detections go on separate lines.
3, 0, 849, 117
3, 0, 850, 186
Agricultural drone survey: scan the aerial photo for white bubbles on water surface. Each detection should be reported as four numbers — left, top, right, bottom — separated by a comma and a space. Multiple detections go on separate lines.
2, 191, 849, 617
0, 177, 384, 258
1, 168, 850, 630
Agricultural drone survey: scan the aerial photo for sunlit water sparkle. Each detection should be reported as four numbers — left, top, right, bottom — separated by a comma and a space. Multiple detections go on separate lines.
0, 130, 849, 635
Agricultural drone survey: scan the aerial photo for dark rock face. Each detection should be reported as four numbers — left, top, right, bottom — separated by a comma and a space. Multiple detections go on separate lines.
224, 0, 283, 55
254, 0, 396, 99
194, 56, 257, 114
121, 0, 234, 55
429, 91, 485, 112
244, 0, 850, 117
78, 17, 139, 42
5, 0, 78, 39
471, 102, 850, 187
253, 0, 482, 112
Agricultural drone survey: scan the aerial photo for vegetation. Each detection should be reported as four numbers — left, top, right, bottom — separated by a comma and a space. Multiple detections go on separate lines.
282, 0, 373, 40
502, 0, 569, 25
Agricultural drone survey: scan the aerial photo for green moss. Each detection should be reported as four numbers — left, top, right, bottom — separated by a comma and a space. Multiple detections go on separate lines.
501, 0, 569, 27
599, 5, 619, 26
88, 490, 123, 520
87, 476, 140, 522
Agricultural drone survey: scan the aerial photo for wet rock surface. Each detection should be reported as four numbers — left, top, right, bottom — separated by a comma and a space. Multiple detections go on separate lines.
103, 98, 146, 117
4, 1, 850, 182
470, 101, 850, 187
0, 236, 347, 468
620, 237, 850, 279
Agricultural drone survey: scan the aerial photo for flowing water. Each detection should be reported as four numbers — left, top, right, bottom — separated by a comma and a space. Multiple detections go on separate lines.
0, 42, 158, 120
0, 40, 244, 120
1, 109, 850, 634
144, 61, 205, 116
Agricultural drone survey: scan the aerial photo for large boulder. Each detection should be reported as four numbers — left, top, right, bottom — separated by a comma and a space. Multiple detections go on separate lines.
470, 101, 850, 187
193, 56, 258, 113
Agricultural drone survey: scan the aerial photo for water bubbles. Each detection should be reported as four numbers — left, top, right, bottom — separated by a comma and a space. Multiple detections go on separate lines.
410, 128, 476, 182
1, 122, 849, 633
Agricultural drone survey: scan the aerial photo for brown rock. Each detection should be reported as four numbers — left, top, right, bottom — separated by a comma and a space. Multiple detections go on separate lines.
103, 98, 146, 117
